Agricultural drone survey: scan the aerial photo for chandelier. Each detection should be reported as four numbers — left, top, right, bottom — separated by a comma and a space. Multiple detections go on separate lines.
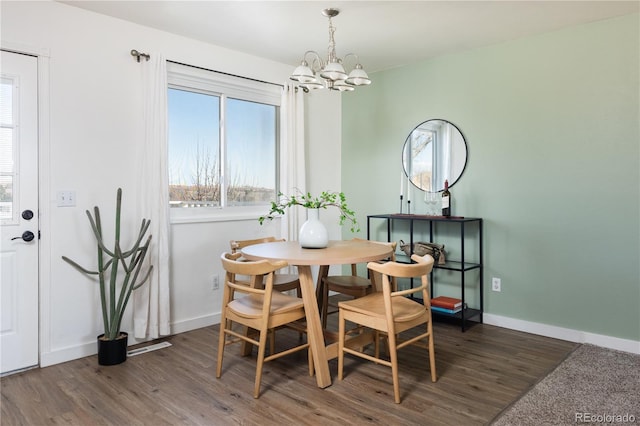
290, 8, 371, 92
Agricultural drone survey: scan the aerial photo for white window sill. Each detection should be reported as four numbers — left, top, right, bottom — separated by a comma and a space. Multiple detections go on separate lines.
170, 206, 276, 225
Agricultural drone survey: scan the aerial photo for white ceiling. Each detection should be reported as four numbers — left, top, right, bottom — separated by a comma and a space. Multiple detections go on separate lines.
61, 1, 639, 73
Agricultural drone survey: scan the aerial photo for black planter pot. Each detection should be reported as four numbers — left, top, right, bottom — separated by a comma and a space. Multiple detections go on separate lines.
97, 332, 128, 366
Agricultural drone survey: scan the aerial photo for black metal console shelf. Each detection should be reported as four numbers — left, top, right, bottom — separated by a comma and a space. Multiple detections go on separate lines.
367, 214, 483, 331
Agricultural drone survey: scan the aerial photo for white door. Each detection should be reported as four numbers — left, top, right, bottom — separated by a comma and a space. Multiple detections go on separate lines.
0, 50, 39, 374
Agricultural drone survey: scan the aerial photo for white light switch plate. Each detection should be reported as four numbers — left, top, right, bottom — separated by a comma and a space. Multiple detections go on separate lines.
57, 190, 76, 207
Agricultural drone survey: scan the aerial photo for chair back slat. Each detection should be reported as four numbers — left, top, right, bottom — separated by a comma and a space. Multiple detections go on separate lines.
230, 236, 284, 253
368, 254, 434, 299
221, 252, 287, 276
221, 252, 287, 300
228, 237, 301, 295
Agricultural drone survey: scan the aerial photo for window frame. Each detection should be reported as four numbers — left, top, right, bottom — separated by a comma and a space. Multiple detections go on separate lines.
167, 63, 281, 224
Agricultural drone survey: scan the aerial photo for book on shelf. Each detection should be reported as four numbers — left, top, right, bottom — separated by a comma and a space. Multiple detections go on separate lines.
431, 296, 462, 310
430, 305, 462, 315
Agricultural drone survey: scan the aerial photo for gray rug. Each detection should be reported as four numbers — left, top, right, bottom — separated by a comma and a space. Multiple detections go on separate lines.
492, 344, 640, 425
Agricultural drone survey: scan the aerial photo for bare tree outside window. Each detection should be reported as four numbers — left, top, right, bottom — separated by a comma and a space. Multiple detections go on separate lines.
192, 141, 219, 204
168, 140, 219, 206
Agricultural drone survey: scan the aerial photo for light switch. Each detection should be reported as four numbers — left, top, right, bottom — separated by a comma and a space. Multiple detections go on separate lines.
57, 190, 76, 207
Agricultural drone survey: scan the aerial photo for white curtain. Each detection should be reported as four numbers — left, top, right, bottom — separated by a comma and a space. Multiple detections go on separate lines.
279, 82, 306, 241
134, 54, 171, 339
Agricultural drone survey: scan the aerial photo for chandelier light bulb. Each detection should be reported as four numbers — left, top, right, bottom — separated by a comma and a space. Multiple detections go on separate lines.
345, 64, 371, 86
331, 79, 355, 92
300, 81, 325, 91
320, 62, 347, 81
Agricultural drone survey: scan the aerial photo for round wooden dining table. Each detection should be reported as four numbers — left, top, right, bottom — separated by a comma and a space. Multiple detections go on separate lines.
241, 239, 393, 388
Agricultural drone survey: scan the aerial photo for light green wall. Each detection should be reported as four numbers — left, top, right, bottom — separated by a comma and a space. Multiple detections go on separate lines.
342, 14, 639, 341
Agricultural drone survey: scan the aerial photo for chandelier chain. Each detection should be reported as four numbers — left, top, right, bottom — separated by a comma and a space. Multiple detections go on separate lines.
327, 17, 337, 64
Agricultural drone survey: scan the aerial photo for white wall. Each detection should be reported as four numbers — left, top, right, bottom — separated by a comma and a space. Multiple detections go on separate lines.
1, 1, 341, 366
306, 89, 343, 238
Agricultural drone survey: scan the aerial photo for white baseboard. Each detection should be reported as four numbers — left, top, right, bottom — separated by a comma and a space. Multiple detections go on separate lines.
484, 313, 640, 355
170, 313, 220, 335
40, 314, 221, 368
40, 341, 96, 367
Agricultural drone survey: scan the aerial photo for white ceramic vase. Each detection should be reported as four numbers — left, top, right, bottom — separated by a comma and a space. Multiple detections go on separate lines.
299, 208, 329, 248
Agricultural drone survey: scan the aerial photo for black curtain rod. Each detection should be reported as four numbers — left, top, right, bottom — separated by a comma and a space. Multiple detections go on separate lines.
167, 59, 283, 89
130, 49, 150, 62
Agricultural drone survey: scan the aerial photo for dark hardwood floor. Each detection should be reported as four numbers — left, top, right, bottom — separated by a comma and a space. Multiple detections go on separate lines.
1, 306, 577, 426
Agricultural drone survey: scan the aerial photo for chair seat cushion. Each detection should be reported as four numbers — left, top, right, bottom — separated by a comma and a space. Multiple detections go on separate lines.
339, 293, 426, 323
324, 275, 371, 289
230, 292, 304, 318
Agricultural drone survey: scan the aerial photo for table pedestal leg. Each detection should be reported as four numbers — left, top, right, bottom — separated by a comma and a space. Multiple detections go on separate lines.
315, 264, 330, 309
298, 265, 332, 388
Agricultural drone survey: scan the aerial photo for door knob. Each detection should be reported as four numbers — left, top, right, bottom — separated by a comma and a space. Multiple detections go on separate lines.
22, 209, 34, 220
11, 231, 35, 242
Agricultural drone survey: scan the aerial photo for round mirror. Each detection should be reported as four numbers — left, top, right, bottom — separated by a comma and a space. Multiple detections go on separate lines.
402, 119, 468, 192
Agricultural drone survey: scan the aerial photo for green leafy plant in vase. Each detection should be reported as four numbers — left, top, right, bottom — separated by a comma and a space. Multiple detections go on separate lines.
259, 190, 359, 248
62, 188, 153, 365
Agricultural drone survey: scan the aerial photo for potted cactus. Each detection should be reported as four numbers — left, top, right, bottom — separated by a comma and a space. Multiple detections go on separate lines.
62, 188, 153, 365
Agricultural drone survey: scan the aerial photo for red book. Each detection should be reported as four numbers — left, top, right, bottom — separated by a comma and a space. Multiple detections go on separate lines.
431, 296, 462, 310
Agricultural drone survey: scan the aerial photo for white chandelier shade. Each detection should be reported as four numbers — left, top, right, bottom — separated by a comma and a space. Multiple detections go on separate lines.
290, 8, 371, 92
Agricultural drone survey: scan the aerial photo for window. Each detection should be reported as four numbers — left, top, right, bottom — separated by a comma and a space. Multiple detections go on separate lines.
167, 63, 280, 218
0, 77, 16, 223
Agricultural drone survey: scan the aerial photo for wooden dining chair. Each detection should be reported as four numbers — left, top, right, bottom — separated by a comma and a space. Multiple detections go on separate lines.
216, 252, 312, 399
320, 239, 396, 328
337, 253, 437, 404
230, 236, 302, 297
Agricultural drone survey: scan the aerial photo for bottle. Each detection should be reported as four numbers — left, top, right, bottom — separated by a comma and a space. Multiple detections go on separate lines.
441, 179, 451, 217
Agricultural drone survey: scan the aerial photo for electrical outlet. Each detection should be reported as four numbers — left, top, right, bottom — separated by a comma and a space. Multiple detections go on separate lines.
492, 277, 501, 292
212, 275, 220, 291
